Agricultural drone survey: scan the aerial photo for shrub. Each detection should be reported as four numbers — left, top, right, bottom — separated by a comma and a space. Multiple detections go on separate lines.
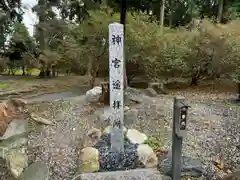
54, 10, 240, 85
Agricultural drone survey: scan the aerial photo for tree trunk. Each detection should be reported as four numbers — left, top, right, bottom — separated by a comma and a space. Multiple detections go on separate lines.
52, 66, 56, 77
38, 0, 46, 50
190, 77, 198, 86
120, 0, 128, 89
168, 0, 173, 27
22, 66, 25, 75
217, 0, 224, 23
160, 0, 165, 34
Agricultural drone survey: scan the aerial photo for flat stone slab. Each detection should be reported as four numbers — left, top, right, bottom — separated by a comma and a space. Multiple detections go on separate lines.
20, 162, 49, 180
73, 168, 165, 180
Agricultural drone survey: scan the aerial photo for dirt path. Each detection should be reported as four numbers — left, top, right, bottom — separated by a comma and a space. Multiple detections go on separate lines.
0, 76, 103, 101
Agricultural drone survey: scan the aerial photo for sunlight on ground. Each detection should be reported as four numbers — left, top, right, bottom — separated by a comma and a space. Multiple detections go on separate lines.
2, 68, 40, 76
0, 83, 9, 89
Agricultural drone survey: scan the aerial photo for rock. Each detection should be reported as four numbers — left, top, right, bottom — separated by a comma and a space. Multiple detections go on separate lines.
86, 86, 102, 103
159, 151, 204, 177
126, 87, 141, 94
137, 144, 158, 168
78, 147, 100, 173
84, 128, 102, 147
73, 168, 164, 180
124, 106, 130, 112
0, 119, 28, 140
9, 98, 27, 111
0, 134, 28, 158
6, 147, 28, 179
87, 128, 102, 140
126, 129, 147, 144
125, 87, 143, 105
103, 126, 127, 134
148, 82, 168, 94
29, 113, 53, 125
142, 88, 158, 97
20, 162, 49, 180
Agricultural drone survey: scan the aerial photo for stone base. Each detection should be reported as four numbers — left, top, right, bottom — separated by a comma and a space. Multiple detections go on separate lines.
73, 168, 168, 180
79, 128, 158, 173
97, 147, 140, 172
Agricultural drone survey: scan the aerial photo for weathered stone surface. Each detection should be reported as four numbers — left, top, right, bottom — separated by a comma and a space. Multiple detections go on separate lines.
0, 119, 28, 140
159, 151, 204, 177
29, 113, 53, 125
86, 86, 102, 103
78, 147, 100, 173
126, 129, 147, 144
20, 162, 49, 180
142, 88, 158, 97
137, 144, 158, 168
73, 168, 164, 180
6, 147, 28, 179
0, 134, 28, 158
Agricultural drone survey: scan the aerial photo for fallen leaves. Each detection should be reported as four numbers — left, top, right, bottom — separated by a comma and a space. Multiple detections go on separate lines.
213, 158, 232, 174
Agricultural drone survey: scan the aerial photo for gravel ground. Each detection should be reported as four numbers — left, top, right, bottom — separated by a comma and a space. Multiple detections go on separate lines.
27, 96, 97, 180
154, 92, 240, 178
1, 89, 240, 180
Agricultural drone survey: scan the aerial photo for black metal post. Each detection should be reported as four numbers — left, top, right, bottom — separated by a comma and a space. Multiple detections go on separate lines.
172, 96, 187, 180
120, 0, 127, 28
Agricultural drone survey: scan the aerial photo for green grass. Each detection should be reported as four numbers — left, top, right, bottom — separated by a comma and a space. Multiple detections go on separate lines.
145, 135, 164, 149
2, 68, 40, 76
0, 83, 9, 89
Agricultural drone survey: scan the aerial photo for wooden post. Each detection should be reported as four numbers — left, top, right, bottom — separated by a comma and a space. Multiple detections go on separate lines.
100, 82, 110, 105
